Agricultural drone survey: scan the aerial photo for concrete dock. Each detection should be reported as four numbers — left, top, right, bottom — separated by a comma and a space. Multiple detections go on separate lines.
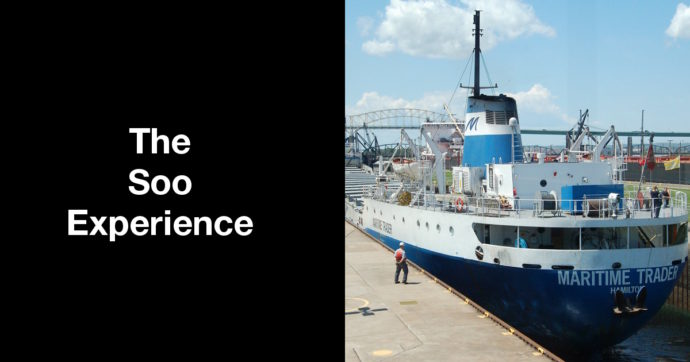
345, 222, 553, 361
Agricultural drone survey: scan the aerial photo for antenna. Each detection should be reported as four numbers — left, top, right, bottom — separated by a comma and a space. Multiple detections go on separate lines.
459, 10, 497, 96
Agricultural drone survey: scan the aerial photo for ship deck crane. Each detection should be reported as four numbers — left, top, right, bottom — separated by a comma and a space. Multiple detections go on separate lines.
566, 126, 597, 162
422, 131, 447, 195
443, 103, 464, 142
567, 109, 589, 147
592, 125, 622, 162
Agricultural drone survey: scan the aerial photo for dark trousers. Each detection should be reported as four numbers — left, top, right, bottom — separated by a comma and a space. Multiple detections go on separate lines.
395, 262, 408, 283
654, 202, 661, 218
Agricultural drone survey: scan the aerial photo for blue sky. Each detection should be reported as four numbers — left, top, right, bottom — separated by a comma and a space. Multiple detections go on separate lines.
346, 1, 690, 147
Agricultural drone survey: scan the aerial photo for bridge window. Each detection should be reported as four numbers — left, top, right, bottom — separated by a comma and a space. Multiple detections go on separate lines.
581, 227, 628, 250
520, 226, 580, 250
473, 224, 579, 250
668, 222, 687, 246
470, 223, 684, 250
473, 223, 490, 244
630, 225, 665, 248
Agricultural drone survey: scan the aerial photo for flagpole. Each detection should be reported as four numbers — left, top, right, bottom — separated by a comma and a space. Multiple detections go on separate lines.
669, 139, 672, 186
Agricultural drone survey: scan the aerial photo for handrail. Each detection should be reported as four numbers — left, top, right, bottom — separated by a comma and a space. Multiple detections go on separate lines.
362, 184, 688, 221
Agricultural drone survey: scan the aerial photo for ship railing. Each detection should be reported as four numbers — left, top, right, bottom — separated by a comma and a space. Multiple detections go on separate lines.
362, 185, 688, 220
412, 195, 686, 220
624, 190, 688, 216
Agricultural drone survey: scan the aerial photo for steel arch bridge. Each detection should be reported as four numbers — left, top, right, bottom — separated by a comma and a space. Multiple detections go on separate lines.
345, 108, 455, 130
345, 108, 456, 167
345, 108, 690, 136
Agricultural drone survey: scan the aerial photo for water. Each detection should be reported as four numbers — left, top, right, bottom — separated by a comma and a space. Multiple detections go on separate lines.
576, 305, 690, 362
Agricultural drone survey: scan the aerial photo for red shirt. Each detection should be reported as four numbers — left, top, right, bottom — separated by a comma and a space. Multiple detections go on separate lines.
395, 248, 406, 262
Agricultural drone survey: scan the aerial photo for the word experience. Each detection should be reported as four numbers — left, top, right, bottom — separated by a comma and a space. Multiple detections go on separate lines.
68, 210, 253, 242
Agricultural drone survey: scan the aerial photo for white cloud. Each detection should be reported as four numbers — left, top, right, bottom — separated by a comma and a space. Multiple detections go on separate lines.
362, 0, 555, 59
666, 3, 690, 39
357, 16, 375, 36
506, 84, 575, 125
507, 84, 559, 115
346, 85, 577, 128
362, 40, 395, 55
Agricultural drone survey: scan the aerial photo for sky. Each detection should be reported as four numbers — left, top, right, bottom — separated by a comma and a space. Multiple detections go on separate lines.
345, 0, 690, 148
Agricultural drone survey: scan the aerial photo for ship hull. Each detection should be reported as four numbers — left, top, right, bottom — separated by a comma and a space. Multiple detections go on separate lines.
362, 220, 687, 356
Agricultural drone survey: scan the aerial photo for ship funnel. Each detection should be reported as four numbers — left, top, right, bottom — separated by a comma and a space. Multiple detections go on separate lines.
462, 94, 523, 166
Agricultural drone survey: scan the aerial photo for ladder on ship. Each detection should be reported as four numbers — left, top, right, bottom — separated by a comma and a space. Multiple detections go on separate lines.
512, 128, 523, 162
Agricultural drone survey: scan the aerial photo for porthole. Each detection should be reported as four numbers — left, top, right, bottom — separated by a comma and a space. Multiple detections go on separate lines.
380, 210, 382, 216
373, 208, 376, 214
475, 246, 484, 260
436, 224, 441, 232
425, 222, 429, 230
393, 215, 396, 220
540, 179, 547, 187
417, 220, 420, 227
449, 226, 454, 235
402, 217, 405, 223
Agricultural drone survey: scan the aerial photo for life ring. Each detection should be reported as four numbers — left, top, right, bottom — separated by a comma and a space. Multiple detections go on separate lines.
455, 197, 465, 212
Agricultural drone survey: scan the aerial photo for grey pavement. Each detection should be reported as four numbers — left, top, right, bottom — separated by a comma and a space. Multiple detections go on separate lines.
345, 222, 552, 361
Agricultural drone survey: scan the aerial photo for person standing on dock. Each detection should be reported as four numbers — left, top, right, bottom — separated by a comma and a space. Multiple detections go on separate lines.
651, 186, 661, 218
394, 242, 408, 284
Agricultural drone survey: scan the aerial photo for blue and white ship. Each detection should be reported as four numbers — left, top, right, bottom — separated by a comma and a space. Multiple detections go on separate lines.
345, 11, 688, 357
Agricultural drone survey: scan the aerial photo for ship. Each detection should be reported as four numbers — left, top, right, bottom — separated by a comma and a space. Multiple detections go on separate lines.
345, 10, 688, 358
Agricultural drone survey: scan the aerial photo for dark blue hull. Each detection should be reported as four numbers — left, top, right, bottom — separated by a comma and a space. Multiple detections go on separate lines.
365, 228, 686, 357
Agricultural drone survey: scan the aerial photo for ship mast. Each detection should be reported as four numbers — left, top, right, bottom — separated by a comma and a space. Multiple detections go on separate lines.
473, 10, 481, 97
460, 10, 497, 96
